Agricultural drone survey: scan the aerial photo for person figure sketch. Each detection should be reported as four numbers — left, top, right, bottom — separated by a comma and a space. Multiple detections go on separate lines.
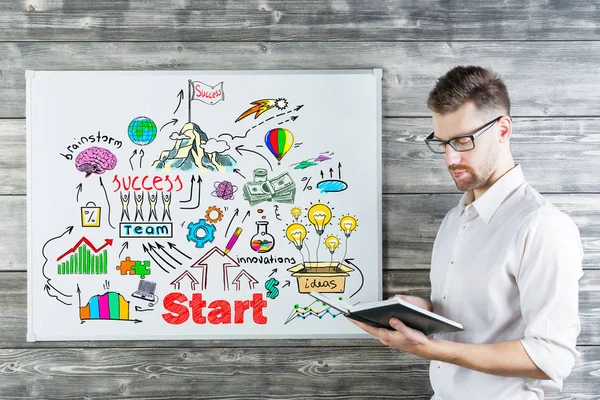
350, 66, 583, 400
134, 192, 144, 222
162, 192, 172, 222
120, 191, 131, 221
148, 191, 158, 221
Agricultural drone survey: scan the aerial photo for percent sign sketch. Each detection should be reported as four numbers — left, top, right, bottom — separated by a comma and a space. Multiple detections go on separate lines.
301, 177, 313, 191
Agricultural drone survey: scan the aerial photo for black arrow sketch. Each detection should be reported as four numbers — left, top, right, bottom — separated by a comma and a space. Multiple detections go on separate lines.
180, 175, 202, 210
160, 118, 178, 132
81, 318, 142, 324
234, 144, 273, 171
320, 170, 324, 179
225, 208, 239, 236
345, 258, 364, 299
221, 104, 304, 141
278, 115, 299, 125
338, 162, 342, 179
142, 243, 169, 273
282, 280, 291, 288
241, 209, 251, 223
119, 241, 129, 258
44, 284, 70, 306
329, 167, 334, 178
233, 169, 246, 179
155, 241, 182, 265
174, 90, 184, 114
167, 242, 192, 260
135, 306, 155, 312
76, 183, 82, 202
99, 177, 115, 229
148, 242, 175, 270
273, 205, 281, 220
269, 268, 277, 277
129, 149, 137, 170
278, 104, 304, 115
139, 149, 144, 169
42, 226, 74, 306
180, 175, 196, 203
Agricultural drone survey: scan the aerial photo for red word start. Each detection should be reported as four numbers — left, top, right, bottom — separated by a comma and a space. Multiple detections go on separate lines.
162, 293, 268, 325
112, 174, 183, 192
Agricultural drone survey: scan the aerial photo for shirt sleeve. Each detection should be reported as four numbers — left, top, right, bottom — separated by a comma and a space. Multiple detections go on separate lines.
516, 207, 583, 391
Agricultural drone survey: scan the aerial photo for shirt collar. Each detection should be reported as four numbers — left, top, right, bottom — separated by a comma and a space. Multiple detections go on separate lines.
458, 165, 526, 224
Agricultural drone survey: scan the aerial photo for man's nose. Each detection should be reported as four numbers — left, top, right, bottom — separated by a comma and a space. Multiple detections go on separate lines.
445, 145, 461, 166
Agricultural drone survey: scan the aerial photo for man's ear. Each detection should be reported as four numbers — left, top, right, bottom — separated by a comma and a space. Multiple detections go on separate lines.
498, 116, 512, 143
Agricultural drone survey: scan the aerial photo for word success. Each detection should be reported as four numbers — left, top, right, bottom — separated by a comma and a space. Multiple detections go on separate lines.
112, 174, 183, 192
162, 293, 268, 325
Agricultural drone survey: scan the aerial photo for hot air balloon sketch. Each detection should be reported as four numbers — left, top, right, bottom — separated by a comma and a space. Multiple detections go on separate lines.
264, 128, 294, 165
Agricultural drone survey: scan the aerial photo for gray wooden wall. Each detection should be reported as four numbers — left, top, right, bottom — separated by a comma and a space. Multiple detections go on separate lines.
1, 1, 599, 398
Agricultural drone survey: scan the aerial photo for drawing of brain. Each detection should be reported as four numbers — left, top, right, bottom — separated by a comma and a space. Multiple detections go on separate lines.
75, 147, 118, 177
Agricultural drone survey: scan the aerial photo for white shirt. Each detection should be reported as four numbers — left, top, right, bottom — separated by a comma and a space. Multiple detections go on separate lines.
429, 165, 583, 400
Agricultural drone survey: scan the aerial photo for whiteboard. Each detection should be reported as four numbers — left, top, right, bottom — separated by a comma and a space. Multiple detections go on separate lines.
26, 70, 382, 341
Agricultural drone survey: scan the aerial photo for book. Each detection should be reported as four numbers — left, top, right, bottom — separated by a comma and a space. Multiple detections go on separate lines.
309, 292, 464, 336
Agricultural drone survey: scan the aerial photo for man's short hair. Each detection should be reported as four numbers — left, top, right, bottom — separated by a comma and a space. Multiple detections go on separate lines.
427, 66, 511, 117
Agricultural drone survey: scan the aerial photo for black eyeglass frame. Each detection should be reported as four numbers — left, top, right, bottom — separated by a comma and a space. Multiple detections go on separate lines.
425, 115, 505, 154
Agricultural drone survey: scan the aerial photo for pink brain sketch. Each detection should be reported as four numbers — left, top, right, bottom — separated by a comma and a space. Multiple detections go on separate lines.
75, 147, 118, 177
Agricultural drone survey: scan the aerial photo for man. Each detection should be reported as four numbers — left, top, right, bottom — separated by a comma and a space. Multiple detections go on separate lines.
350, 66, 583, 399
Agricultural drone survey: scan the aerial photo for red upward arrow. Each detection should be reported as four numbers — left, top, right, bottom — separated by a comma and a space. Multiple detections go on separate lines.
56, 237, 113, 261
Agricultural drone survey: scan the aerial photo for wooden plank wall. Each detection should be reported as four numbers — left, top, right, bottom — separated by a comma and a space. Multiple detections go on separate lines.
1, 1, 599, 398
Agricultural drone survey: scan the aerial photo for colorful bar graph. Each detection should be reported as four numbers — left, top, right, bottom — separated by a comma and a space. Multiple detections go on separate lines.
98, 293, 110, 319
119, 296, 129, 320
89, 296, 100, 319
79, 292, 131, 322
56, 244, 109, 275
108, 292, 120, 320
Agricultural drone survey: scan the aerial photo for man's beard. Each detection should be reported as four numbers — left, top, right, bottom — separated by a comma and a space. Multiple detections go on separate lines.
448, 164, 491, 191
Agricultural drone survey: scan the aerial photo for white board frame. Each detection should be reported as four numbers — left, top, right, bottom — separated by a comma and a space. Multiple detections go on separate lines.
26, 69, 383, 341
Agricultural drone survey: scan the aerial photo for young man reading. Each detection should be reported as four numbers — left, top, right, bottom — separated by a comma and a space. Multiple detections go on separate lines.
350, 66, 583, 400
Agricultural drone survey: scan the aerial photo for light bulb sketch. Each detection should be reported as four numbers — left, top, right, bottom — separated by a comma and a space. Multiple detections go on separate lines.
339, 215, 358, 237
285, 223, 307, 250
307, 203, 332, 236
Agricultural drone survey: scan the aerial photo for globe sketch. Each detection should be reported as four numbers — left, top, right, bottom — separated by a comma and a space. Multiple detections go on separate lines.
128, 116, 157, 145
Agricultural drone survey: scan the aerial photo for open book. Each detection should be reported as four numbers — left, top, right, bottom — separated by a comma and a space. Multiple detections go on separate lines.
310, 292, 464, 336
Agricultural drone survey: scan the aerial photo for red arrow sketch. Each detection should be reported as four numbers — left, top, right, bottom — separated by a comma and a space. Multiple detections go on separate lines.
56, 237, 114, 261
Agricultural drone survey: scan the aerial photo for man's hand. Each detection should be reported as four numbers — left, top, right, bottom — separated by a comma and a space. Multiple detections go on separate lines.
348, 317, 434, 358
347, 294, 436, 359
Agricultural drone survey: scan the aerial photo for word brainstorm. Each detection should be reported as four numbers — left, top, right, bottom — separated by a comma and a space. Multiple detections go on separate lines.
60, 132, 123, 160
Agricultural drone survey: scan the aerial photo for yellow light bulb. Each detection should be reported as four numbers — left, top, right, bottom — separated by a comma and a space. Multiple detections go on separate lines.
291, 206, 302, 220
285, 223, 307, 250
307, 203, 332, 235
339, 215, 358, 237
324, 235, 340, 254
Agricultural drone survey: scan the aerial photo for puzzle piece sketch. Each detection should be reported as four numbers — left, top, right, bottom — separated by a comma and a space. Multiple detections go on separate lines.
131, 261, 151, 279
116, 257, 136, 275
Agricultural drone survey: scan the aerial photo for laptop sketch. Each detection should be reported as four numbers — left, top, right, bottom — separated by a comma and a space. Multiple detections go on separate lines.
132, 280, 158, 304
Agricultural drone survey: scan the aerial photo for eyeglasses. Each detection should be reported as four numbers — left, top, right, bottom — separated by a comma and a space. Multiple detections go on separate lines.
425, 116, 504, 154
